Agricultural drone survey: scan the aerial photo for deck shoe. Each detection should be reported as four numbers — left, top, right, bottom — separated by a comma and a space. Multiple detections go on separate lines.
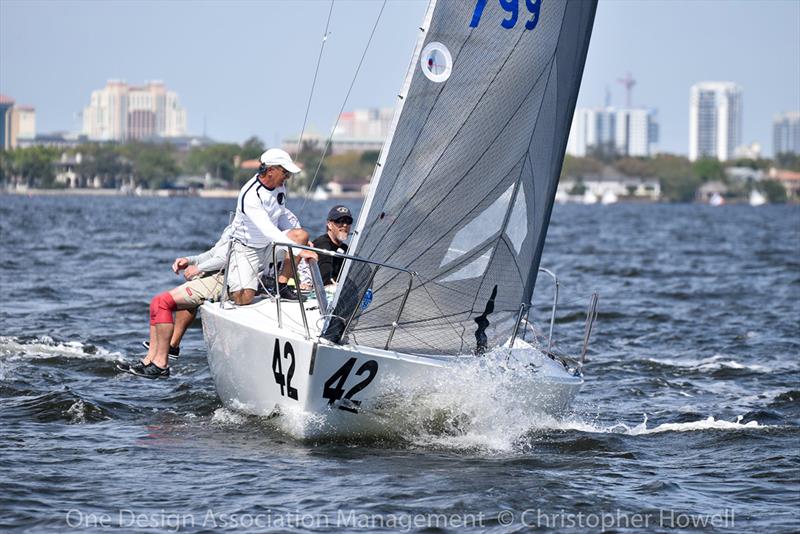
141, 341, 180, 359
129, 363, 171, 379
278, 284, 305, 302
116, 360, 147, 373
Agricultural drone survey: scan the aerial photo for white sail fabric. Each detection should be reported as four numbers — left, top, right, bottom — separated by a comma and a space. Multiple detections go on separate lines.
325, 0, 597, 355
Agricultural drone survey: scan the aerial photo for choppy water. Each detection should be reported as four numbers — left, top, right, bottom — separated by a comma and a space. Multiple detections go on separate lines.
1, 195, 798, 532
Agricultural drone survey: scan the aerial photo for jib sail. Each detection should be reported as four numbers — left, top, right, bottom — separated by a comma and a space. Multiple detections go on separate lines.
325, 0, 597, 355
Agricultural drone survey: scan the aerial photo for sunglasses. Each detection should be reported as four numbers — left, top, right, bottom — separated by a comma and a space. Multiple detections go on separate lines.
331, 218, 353, 226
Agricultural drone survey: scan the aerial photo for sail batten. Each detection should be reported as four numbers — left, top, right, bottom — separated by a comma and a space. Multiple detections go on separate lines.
325, 0, 598, 355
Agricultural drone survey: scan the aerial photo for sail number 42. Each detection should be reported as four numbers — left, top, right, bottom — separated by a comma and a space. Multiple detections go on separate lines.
470, 0, 541, 30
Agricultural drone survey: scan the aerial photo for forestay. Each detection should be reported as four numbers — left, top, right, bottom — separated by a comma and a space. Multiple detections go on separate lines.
324, 0, 597, 355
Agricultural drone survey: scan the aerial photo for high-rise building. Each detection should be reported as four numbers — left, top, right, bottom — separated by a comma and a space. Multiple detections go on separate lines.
82, 80, 186, 141
773, 112, 800, 156
566, 107, 658, 158
0, 94, 14, 150
689, 82, 742, 161
11, 106, 36, 141
283, 107, 393, 155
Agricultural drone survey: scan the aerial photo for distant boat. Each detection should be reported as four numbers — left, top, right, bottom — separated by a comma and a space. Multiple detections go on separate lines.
582, 191, 599, 204
601, 191, 618, 204
311, 186, 329, 201
749, 189, 766, 206
709, 192, 725, 207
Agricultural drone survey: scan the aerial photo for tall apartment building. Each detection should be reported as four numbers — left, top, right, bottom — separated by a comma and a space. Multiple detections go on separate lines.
284, 107, 394, 154
82, 80, 186, 141
0, 94, 14, 150
12, 106, 36, 141
689, 82, 742, 161
773, 112, 800, 156
0, 95, 36, 149
566, 107, 658, 158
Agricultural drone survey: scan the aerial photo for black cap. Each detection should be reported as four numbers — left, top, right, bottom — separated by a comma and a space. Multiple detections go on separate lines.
327, 205, 353, 223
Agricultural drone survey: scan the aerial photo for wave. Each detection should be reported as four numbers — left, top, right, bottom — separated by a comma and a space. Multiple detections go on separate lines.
643, 355, 772, 374
0, 335, 121, 364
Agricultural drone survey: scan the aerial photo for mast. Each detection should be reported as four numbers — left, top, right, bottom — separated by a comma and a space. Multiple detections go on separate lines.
329, 0, 438, 313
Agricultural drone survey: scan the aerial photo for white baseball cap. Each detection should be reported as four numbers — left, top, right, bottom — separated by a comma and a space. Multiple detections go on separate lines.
259, 148, 301, 174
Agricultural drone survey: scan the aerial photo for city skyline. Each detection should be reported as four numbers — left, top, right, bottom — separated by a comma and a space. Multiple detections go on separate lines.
1, 1, 798, 156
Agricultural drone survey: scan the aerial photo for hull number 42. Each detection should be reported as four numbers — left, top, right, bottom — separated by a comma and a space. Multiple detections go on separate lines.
323, 358, 379, 413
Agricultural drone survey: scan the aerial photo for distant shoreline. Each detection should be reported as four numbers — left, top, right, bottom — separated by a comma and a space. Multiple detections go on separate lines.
1, 187, 366, 200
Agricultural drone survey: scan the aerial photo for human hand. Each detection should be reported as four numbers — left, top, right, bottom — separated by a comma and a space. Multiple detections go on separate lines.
172, 257, 190, 273
183, 265, 202, 280
299, 250, 318, 262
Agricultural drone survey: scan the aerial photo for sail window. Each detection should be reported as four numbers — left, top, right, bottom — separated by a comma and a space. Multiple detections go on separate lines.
420, 42, 453, 83
440, 185, 514, 266
505, 185, 528, 254
440, 247, 494, 282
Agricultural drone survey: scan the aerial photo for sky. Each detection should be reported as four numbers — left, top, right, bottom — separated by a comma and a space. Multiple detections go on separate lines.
1, 0, 798, 156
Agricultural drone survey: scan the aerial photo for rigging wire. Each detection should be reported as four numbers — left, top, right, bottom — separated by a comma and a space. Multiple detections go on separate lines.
300, 0, 388, 212
294, 0, 335, 159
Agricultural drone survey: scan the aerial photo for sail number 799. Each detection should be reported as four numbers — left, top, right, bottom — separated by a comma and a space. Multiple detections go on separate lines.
470, 0, 541, 31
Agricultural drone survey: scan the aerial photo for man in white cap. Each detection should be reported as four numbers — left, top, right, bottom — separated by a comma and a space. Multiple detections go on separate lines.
228, 148, 317, 305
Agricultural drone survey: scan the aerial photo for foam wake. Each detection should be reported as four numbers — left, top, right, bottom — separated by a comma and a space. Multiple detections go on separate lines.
0, 335, 121, 362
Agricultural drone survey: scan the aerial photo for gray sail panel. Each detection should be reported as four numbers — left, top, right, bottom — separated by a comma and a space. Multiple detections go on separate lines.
325, 0, 598, 354
522, 0, 598, 305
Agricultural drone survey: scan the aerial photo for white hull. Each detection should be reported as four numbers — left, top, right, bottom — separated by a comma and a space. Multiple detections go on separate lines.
201, 299, 583, 438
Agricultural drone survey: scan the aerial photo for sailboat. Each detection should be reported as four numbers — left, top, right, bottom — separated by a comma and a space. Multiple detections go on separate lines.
749, 189, 766, 206
201, 0, 598, 436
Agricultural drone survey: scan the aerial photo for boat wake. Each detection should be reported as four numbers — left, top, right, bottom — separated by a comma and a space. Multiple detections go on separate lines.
204, 346, 769, 449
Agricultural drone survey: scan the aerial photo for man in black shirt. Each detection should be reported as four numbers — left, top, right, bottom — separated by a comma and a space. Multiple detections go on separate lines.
313, 205, 353, 285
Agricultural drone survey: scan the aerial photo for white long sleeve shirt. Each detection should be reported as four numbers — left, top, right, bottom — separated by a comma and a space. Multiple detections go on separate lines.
231, 174, 300, 248
185, 225, 233, 273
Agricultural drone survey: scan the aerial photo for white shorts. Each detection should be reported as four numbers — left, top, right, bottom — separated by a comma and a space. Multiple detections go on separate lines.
226, 239, 290, 292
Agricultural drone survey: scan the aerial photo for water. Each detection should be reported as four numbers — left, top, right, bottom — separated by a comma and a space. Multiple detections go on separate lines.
1, 195, 798, 532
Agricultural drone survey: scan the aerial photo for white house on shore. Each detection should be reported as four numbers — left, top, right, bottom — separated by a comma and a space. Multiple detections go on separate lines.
556, 174, 661, 204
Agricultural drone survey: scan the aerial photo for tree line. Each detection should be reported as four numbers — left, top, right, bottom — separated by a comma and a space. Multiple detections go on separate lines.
561, 151, 800, 202
0, 137, 376, 192
2, 136, 798, 202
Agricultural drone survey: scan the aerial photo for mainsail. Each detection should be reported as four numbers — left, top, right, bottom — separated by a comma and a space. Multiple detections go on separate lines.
325, 0, 597, 355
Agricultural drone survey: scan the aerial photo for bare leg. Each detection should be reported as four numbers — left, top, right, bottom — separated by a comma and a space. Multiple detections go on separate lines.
143, 325, 158, 365
232, 289, 256, 305
141, 290, 201, 367
150, 324, 173, 368
171, 308, 196, 348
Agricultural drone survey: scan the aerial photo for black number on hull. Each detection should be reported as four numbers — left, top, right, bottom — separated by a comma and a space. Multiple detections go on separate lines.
272, 340, 285, 396
284, 342, 298, 400
323, 357, 356, 406
322, 358, 379, 412
272, 340, 298, 401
